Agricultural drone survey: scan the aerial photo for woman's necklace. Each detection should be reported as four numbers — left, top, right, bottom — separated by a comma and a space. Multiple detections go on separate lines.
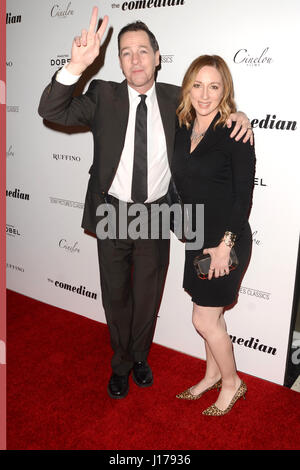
191, 122, 206, 142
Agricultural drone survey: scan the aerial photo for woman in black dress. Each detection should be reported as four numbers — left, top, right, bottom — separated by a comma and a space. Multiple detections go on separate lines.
172, 55, 255, 416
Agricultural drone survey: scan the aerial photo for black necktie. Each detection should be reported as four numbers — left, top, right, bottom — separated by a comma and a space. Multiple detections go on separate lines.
131, 94, 147, 203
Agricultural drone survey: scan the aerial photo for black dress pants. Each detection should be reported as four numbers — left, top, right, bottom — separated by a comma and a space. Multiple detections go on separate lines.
96, 196, 170, 376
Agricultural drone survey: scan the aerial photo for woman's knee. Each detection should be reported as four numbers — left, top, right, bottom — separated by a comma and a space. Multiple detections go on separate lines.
192, 305, 222, 337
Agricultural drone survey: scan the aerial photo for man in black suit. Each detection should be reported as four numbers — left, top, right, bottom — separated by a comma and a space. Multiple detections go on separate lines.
39, 7, 252, 399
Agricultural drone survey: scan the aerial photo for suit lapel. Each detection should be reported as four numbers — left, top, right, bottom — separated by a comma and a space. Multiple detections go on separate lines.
113, 80, 129, 159
156, 83, 176, 165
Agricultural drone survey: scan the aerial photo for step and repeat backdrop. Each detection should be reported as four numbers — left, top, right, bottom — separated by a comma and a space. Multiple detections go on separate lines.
6, 0, 300, 385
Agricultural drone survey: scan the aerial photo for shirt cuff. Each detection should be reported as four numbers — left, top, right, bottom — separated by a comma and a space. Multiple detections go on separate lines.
56, 64, 82, 85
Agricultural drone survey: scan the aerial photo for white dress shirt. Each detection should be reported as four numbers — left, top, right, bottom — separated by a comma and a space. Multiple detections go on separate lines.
56, 66, 171, 203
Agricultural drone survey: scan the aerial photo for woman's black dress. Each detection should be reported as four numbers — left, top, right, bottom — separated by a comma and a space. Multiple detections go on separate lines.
172, 113, 256, 307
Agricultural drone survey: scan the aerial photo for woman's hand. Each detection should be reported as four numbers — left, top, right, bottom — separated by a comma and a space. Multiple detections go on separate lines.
66, 7, 109, 76
203, 242, 232, 280
226, 111, 253, 145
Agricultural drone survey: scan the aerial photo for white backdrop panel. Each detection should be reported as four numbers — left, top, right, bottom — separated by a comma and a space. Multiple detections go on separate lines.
6, 0, 300, 385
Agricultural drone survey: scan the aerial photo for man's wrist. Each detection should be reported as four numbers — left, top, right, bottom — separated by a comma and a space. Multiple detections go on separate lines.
65, 62, 86, 76
56, 63, 82, 85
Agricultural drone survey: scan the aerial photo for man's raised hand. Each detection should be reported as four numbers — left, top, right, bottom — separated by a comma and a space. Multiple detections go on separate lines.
67, 6, 109, 76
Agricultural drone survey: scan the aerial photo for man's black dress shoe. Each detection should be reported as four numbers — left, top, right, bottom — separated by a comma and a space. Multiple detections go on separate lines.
107, 373, 129, 399
132, 361, 153, 387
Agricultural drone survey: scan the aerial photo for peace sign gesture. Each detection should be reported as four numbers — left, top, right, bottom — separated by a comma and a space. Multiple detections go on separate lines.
67, 6, 109, 76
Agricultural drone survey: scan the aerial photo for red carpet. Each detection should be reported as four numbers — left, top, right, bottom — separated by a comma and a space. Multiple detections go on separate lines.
6, 289, 300, 450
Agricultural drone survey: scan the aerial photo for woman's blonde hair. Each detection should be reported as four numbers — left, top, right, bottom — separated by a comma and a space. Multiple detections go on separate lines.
176, 55, 237, 128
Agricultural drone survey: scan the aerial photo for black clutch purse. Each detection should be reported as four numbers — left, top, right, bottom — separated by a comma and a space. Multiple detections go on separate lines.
193, 247, 239, 280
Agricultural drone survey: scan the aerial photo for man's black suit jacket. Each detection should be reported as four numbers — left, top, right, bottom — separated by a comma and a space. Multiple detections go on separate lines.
38, 75, 180, 234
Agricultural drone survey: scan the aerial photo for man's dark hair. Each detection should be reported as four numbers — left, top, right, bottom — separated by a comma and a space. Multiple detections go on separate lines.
117, 21, 159, 55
